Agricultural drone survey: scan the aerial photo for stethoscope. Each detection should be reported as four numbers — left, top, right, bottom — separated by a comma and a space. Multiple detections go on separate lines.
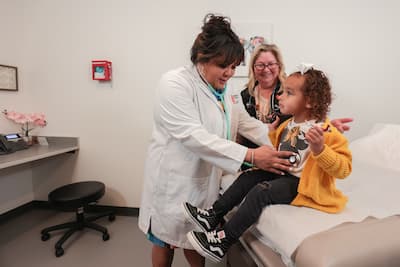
207, 83, 231, 140
289, 153, 301, 165
197, 66, 231, 140
245, 95, 254, 110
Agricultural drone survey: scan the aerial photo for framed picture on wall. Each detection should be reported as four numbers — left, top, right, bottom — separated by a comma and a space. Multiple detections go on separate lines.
0, 64, 18, 91
232, 22, 274, 77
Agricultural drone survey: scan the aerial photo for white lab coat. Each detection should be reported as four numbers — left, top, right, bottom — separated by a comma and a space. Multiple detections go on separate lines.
138, 65, 271, 248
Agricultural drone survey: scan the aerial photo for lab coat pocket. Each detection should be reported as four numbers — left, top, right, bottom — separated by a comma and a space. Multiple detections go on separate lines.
166, 173, 209, 205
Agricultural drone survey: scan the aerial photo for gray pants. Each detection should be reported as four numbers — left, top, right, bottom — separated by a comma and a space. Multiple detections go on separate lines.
213, 169, 299, 242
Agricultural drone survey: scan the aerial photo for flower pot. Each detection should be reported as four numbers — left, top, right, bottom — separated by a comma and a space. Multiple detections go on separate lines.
22, 136, 33, 146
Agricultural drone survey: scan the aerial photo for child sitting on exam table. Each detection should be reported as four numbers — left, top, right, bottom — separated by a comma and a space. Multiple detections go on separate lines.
183, 64, 352, 263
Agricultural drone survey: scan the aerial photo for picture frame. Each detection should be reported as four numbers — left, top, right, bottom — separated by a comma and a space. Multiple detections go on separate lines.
232, 22, 274, 77
0, 64, 18, 91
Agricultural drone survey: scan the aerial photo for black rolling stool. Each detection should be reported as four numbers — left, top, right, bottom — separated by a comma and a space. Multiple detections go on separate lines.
40, 181, 115, 257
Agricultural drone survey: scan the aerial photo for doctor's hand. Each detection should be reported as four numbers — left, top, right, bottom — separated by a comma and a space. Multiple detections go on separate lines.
247, 146, 293, 175
331, 117, 353, 133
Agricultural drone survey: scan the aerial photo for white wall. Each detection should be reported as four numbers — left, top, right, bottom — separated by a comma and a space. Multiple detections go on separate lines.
1, 0, 399, 208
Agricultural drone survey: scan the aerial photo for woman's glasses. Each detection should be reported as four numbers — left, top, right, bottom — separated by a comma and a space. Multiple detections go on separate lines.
254, 62, 279, 71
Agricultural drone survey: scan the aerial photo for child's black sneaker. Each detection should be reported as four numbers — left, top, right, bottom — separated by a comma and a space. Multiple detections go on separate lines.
183, 202, 220, 232
187, 230, 230, 263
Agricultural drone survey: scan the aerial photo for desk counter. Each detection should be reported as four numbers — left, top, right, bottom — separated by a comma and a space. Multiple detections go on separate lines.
0, 137, 79, 170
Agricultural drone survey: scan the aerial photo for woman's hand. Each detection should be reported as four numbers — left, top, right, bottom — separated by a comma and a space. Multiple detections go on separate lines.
249, 146, 293, 175
305, 126, 324, 155
267, 116, 280, 132
331, 118, 353, 133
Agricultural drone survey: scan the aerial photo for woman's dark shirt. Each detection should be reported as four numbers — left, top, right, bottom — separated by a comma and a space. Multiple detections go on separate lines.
239, 82, 291, 149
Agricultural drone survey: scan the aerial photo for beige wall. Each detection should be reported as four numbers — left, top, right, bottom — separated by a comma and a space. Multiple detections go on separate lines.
1, 0, 400, 209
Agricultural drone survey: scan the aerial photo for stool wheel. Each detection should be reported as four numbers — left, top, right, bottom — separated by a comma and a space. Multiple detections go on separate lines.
41, 233, 50, 241
55, 247, 64, 257
102, 232, 110, 241
108, 214, 116, 221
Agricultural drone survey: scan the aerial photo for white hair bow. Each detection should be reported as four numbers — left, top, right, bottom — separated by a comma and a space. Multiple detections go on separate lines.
297, 63, 314, 75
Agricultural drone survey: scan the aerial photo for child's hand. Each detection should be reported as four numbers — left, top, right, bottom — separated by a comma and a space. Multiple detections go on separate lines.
305, 125, 324, 155
268, 116, 280, 132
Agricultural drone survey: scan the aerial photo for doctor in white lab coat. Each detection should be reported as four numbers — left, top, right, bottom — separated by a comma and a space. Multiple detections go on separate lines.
138, 14, 293, 267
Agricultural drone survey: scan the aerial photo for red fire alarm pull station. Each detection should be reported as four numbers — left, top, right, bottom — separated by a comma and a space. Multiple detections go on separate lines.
92, 60, 112, 81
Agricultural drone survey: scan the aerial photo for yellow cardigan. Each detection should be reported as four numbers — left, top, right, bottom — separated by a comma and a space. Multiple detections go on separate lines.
269, 118, 352, 213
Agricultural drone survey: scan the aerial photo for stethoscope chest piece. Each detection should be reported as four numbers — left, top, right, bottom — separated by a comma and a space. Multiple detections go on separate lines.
289, 154, 301, 165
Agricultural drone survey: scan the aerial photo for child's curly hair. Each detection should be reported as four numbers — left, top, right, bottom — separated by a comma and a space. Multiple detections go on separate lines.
291, 69, 332, 121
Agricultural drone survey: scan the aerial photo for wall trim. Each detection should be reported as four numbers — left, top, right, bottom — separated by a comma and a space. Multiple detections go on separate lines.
0, 201, 37, 223
0, 200, 139, 223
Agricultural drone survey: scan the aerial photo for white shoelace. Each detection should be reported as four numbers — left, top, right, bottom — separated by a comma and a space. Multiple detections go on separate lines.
205, 231, 221, 244
197, 208, 210, 216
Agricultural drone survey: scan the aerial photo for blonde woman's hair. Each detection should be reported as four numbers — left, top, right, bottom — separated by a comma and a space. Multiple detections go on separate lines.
246, 44, 286, 96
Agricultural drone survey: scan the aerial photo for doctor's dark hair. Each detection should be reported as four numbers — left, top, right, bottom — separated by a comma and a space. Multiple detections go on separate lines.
190, 14, 244, 67
291, 69, 332, 121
